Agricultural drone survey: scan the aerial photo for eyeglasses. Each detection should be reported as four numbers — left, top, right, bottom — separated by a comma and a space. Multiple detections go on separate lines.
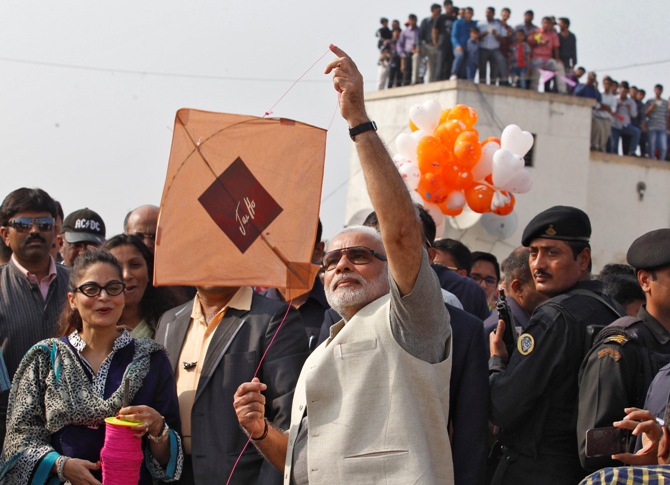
72, 280, 126, 297
132, 232, 156, 241
470, 273, 498, 287
7, 217, 55, 233
322, 246, 387, 271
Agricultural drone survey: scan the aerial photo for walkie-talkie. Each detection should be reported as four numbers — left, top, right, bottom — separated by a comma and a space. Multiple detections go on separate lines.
496, 288, 517, 356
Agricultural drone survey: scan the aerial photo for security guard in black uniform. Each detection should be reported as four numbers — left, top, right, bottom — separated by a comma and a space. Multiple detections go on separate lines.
489, 206, 623, 485
577, 228, 670, 472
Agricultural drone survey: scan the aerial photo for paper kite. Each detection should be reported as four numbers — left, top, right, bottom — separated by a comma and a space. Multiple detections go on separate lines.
154, 109, 326, 299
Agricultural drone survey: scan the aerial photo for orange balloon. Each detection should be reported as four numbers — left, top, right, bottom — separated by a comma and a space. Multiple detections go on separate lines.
465, 184, 495, 213
485, 174, 494, 184
435, 120, 466, 151
481, 136, 501, 147
417, 136, 449, 174
443, 163, 475, 190
417, 172, 449, 204
410, 119, 419, 132
493, 193, 516, 215
454, 130, 482, 168
439, 109, 451, 125
447, 104, 478, 129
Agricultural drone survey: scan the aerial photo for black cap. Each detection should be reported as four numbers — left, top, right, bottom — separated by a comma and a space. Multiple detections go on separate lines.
521, 206, 591, 247
626, 228, 670, 270
62, 208, 106, 244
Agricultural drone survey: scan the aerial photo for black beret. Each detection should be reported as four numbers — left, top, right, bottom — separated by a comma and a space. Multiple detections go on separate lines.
521, 206, 591, 247
626, 228, 670, 270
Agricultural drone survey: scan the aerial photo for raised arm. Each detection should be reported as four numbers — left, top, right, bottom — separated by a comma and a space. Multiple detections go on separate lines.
325, 44, 423, 296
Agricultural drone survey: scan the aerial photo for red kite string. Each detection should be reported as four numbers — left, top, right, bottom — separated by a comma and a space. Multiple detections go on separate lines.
263, 48, 332, 118
225, 300, 293, 485
226, 46, 340, 485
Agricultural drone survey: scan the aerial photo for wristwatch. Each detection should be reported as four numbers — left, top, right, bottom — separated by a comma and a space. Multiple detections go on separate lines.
349, 121, 377, 141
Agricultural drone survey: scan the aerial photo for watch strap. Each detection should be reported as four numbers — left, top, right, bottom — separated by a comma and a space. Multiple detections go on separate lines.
349, 121, 377, 140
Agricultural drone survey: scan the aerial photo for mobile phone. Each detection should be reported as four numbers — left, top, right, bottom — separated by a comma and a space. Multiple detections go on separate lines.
585, 427, 631, 457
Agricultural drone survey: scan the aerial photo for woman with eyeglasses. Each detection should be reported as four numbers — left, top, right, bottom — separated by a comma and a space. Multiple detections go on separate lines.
103, 234, 175, 339
0, 249, 182, 484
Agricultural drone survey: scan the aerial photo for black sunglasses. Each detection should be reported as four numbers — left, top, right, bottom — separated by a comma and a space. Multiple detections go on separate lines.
7, 217, 55, 233
72, 280, 126, 297
322, 246, 387, 271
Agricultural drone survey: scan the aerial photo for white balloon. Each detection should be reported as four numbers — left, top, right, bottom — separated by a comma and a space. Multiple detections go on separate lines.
500, 170, 533, 194
491, 190, 512, 210
409, 99, 442, 132
409, 189, 425, 206
396, 133, 418, 162
423, 201, 445, 238
500, 124, 534, 157
472, 140, 500, 181
398, 162, 421, 191
492, 149, 525, 187
435, 213, 446, 238
393, 153, 410, 169
411, 129, 431, 142
445, 190, 466, 210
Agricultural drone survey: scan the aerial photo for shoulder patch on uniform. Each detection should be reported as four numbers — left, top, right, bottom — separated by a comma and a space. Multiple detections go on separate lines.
597, 348, 622, 361
604, 334, 629, 345
518, 333, 534, 356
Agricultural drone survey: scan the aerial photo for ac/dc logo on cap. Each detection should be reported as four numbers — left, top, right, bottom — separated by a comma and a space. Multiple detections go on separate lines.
199, 157, 283, 253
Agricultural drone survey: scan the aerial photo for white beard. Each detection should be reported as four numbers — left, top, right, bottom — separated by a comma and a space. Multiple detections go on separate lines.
325, 271, 389, 321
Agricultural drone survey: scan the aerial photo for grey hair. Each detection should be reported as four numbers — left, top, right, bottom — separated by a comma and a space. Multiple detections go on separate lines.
326, 225, 383, 252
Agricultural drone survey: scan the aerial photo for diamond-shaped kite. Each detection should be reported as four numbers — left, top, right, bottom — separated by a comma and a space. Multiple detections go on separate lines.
154, 109, 326, 299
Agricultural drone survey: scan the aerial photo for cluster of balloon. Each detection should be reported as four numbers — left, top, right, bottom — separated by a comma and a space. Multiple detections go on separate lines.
394, 99, 533, 236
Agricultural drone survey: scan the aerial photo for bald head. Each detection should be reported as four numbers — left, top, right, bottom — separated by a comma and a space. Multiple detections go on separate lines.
124, 204, 159, 252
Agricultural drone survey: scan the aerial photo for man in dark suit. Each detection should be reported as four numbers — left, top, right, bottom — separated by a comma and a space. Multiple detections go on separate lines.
155, 286, 308, 484
262, 219, 329, 352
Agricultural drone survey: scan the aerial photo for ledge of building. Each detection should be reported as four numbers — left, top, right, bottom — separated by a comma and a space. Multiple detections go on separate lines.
589, 151, 670, 169
365, 80, 595, 108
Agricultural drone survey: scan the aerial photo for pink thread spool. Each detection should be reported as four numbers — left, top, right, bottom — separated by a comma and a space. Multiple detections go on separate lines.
101, 416, 145, 485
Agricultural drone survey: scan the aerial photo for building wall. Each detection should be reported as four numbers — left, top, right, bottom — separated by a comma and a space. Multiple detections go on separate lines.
345, 81, 670, 271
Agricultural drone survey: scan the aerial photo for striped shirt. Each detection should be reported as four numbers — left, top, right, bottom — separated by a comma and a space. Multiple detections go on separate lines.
0, 259, 70, 446
0, 351, 9, 393
580, 465, 670, 484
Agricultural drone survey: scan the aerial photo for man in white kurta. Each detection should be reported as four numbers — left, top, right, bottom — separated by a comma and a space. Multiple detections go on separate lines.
233, 44, 453, 485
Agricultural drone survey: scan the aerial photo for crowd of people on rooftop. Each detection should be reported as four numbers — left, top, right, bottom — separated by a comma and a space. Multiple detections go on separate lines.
375, 2, 670, 161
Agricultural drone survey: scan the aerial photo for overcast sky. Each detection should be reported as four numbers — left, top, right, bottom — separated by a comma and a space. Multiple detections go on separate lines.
1, 0, 667, 240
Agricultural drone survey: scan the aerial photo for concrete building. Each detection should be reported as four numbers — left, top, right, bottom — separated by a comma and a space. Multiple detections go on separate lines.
345, 81, 670, 272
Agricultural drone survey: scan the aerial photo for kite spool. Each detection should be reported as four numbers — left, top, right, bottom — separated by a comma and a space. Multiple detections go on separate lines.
101, 417, 144, 484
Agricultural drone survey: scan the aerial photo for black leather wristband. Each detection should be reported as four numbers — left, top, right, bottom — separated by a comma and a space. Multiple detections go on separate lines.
349, 121, 377, 140
251, 419, 269, 441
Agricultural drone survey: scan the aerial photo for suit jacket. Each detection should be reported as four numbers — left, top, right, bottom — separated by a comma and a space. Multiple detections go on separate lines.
446, 303, 489, 485
432, 264, 491, 320
262, 277, 330, 352
316, 304, 488, 485
155, 292, 309, 485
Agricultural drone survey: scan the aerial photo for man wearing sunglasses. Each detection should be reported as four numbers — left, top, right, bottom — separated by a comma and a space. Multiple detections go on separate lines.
234, 45, 454, 484
0, 187, 70, 448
